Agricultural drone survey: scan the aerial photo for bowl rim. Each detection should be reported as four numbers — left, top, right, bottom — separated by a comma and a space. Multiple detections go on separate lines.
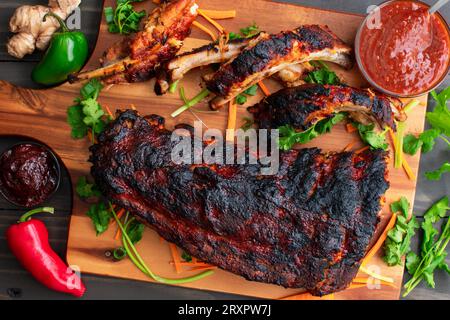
0, 141, 62, 208
354, 0, 450, 98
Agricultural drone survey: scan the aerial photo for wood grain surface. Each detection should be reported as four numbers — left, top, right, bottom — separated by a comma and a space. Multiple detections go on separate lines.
0, 0, 448, 300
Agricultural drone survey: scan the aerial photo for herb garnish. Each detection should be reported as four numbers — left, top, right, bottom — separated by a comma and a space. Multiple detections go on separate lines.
75, 176, 101, 198
235, 84, 258, 105
86, 202, 112, 235
67, 79, 107, 141
355, 123, 389, 150
383, 197, 419, 266
278, 113, 346, 150
105, 0, 146, 35
228, 23, 260, 40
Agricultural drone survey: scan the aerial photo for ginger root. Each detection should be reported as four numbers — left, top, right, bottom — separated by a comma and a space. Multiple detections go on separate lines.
7, 0, 81, 59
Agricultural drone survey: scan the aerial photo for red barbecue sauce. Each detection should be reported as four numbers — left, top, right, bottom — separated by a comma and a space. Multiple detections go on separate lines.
0, 144, 59, 207
359, 0, 450, 95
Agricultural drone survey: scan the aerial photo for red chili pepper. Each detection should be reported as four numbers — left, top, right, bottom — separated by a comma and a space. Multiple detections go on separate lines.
6, 207, 86, 297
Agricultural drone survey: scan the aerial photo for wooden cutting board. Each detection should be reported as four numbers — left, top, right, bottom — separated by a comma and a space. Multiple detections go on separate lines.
0, 0, 427, 299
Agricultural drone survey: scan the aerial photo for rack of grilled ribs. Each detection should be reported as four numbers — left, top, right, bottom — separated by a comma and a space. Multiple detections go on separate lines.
248, 83, 404, 131
203, 25, 354, 109
155, 34, 318, 94
70, 0, 198, 84
90, 110, 390, 296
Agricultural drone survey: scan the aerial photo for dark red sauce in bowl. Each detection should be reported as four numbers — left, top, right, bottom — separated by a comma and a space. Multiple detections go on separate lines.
0, 143, 60, 208
356, 0, 450, 97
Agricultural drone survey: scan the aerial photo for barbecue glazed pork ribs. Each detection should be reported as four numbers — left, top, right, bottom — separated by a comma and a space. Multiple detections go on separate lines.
71, 0, 198, 84
204, 25, 354, 109
90, 110, 390, 296
248, 84, 403, 131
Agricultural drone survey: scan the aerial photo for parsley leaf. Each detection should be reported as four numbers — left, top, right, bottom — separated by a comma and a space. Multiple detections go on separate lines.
278, 113, 345, 150
105, 0, 146, 35
127, 220, 145, 244
86, 202, 112, 235
67, 79, 107, 140
76, 176, 101, 198
383, 197, 420, 266
235, 84, 258, 105
402, 197, 450, 297
428, 87, 450, 136
305, 68, 340, 85
403, 129, 441, 155
228, 23, 260, 40
355, 123, 389, 150
425, 162, 450, 181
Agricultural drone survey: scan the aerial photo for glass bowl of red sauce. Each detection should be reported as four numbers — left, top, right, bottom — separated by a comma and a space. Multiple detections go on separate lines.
0, 142, 61, 208
355, 0, 450, 97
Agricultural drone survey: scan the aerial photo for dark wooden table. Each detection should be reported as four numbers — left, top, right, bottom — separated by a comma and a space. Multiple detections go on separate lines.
0, 0, 449, 300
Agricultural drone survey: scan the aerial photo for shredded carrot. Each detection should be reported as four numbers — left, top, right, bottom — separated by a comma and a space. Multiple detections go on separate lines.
343, 139, 358, 152
105, 105, 115, 119
359, 266, 394, 283
111, 208, 125, 225
198, 10, 225, 34
226, 100, 237, 141
169, 243, 182, 274
352, 277, 397, 288
193, 21, 217, 41
198, 9, 236, 19
402, 157, 416, 181
355, 146, 370, 154
188, 266, 218, 272
159, 236, 165, 243
258, 81, 270, 96
346, 123, 358, 133
362, 212, 397, 266
279, 292, 335, 300
130, 104, 136, 110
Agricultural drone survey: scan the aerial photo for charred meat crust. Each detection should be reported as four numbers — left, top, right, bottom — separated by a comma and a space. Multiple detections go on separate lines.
205, 25, 353, 98
90, 110, 389, 296
248, 83, 398, 130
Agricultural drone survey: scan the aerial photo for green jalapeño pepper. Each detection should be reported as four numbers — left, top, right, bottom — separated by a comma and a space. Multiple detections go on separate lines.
32, 12, 88, 86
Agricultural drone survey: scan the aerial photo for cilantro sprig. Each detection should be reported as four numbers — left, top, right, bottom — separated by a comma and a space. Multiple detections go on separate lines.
105, 0, 146, 35
403, 197, 450, 296
425, 162, 450, 181
67, 79, 108, 141
402, 86, 450, 180
355, 123, 389, 150
235, 84, 258, 105
228, 23, 260, 40
76, 176, 101, 198
305, 61, 340, 85
86, 202, 112, 235
278, 113, 346, 150
383, 197, 419, 266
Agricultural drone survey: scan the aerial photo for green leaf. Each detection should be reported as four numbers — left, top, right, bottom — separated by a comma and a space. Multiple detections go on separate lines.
235, 94, 247, 105
76, 176, 101, 198
127, 220, 145, 244
86, 202, 111, 235
80, 79, 104, 100
427, 88, 450, 136
106, 1, 147, 35
243, 84, 258, 96
406, 251, 420, 275
423, 197, 449, 224
425, 162, 450, 181
356, 123, 389, 150
67, 105, 88, 139
419, 129, 441, 153
403, 134, 422, 155
390, 197, 410, 218
305, 68, 340, 85
240, 23, 259, 37
277, 113, 345, 150
181, 251, 192, 262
